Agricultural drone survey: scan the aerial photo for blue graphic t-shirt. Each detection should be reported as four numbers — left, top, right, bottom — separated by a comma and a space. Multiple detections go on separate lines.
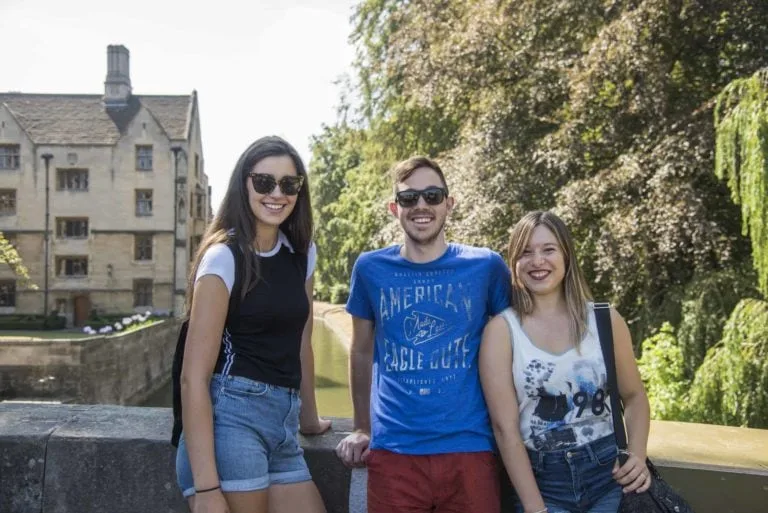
346, 243, 511, 455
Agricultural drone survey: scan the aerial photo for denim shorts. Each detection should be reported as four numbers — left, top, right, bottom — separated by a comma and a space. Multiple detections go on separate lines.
516, 434, 622, 513
175, 374, 312, 497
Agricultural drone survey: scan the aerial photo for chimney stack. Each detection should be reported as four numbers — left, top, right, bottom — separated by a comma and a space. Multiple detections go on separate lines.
104, 45, 132, 108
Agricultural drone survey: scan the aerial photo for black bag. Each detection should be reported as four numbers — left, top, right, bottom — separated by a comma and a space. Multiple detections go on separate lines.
170, 240, 245, 447
593, 303, 695, 513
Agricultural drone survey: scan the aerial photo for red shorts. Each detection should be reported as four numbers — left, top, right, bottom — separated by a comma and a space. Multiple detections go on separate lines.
367, 449, 501, 513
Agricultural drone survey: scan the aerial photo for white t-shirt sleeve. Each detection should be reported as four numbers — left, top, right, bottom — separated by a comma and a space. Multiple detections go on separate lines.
195, 243, 235, 296
307, 242, 317, 281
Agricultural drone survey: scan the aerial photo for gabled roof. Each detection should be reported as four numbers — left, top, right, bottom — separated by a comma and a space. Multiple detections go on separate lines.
0, 93, 194, 145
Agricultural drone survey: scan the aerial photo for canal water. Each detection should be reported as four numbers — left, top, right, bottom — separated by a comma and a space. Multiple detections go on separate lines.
142, 319, 353, 418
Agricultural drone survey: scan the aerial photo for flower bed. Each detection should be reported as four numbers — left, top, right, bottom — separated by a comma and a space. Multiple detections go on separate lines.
82, 311, 158, 335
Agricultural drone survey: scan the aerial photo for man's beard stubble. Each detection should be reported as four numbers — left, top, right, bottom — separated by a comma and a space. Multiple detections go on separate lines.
402, 215, 447, 247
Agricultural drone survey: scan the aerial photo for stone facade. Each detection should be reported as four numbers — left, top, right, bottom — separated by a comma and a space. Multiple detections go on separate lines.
0, 45, 210, 324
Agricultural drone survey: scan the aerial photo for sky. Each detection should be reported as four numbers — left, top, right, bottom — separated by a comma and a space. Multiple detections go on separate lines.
0, 0, 358, 210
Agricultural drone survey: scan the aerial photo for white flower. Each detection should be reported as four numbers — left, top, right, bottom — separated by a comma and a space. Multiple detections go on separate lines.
82, 326, 92, 333
145, 310, 152, 317
114, 322, 123, 331
132, 314, 141, 321
99, 326, 110, 334
122, 317, 133, 325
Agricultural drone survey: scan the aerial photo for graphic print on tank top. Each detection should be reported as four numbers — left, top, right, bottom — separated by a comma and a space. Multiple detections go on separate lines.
523, 358, 612, 450
504, 307, 614, 451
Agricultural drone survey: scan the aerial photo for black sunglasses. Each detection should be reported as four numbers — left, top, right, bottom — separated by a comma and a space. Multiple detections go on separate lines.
395, 187, 448, 208
248, 173, 304, 196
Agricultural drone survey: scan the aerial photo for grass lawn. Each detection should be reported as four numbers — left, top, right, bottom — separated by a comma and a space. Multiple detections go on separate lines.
0, 320, 164, 341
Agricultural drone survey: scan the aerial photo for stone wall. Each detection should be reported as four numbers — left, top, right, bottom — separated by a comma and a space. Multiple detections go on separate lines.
0, 404, 353, 513
1, 404, 767, 513
0, 319, 180, 404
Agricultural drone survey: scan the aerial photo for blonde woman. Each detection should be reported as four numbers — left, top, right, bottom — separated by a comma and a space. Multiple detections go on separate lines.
479, 211, 651, 513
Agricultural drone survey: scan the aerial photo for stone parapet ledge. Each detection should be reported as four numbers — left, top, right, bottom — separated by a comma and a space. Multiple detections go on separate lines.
1, 402, 768, 513
314, 302, 352, 350
0, 403, 354, 513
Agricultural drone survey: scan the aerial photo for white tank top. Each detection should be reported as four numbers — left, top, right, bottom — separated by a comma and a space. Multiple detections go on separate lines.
500, 304, 614, 451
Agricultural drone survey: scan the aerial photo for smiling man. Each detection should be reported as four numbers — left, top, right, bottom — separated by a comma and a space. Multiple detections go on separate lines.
335, 156, 512, 513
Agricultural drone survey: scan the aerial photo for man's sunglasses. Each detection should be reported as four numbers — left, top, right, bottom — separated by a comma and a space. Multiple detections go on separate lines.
248, 173, 304, 196
395, 187, 448, 208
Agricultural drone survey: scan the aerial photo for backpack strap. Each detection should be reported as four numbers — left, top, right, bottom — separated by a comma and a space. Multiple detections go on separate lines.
301, 247, 309, 283
593, 302, 630, 465
171, 236, 246, 448
224, 238, 246, 325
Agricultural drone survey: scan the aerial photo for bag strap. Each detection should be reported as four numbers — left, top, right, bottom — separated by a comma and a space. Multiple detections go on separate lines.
593, 302, 630, 464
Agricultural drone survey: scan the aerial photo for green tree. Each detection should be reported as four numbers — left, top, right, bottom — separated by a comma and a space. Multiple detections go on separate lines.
553, 0, 765, 341
638, 323, 690, 421
557, 109, 750, 342
312, 0, 768, 353
310, 124, 365, 302
678, 66, 768, 429
714, 68, 768, 296
686, 299, 768, 428
676, 268, 759, 377
0, 233, 35, 287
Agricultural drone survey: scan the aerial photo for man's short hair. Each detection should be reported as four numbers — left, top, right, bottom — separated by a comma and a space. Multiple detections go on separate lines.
390, 156, 449, 193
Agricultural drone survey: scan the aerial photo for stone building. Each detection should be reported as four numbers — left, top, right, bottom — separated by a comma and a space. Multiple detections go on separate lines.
0, 45, 210, 326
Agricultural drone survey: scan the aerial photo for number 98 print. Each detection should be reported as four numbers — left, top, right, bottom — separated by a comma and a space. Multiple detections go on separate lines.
573, 388, 608, 418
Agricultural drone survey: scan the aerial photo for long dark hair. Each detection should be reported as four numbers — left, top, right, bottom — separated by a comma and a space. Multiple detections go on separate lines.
185, 136, 313, 315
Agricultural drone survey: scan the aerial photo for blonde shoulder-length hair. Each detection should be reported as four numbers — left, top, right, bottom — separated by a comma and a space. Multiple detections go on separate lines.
508, 211, 593, 348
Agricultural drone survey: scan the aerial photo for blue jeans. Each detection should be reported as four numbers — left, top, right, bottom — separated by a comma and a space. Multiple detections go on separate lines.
175, 374, 312, 496
516, 434, 622, 513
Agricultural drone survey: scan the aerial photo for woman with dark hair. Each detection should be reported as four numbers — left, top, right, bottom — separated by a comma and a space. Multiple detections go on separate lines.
175, 136, 330, 513
479, 211, 651, 513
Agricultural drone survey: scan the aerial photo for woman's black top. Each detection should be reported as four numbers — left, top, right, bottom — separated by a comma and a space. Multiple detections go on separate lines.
213, 244, 309, 389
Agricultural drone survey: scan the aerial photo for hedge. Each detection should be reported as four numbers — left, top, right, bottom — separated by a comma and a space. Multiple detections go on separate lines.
0, 314, 67, 330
